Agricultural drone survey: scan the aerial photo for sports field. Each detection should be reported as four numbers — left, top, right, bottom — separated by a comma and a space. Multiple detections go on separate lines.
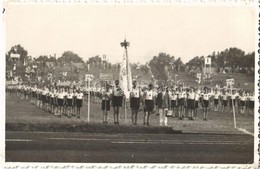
6, 94, 254, 134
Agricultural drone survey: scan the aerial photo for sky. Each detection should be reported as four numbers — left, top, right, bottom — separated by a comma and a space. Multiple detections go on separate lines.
4, 4, 256, 64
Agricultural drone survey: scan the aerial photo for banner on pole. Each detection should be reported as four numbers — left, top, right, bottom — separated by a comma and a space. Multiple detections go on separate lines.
205, 57, 211, 65
119, 50, 132, 99
10, 53, 20, 59
85, 74, 94, 81
226, 78, 234, 87
99, 73, 113, 81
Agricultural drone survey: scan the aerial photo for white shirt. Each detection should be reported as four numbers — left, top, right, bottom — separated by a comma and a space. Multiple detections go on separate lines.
195, 93, 200, 101
171, 93, 177, 100
222, 94, 228, 100
76, 93, 84, 99
250, 96, 254, 101
131, 87, 140, 98
214, 93, 220, 99
57, 93, 64, 99
188, 92, 195, 100
202, 93, 210, 100
145, 90, 154, 100
113, 86, 123, 96
67, 93, 74, 99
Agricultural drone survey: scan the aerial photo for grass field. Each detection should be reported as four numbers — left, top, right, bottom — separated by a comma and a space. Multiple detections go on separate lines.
6, 94, 254, 134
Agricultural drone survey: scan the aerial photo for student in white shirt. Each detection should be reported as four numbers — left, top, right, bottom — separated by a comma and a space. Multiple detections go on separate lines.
229, 90, 238, 113
66, 87, 74, 118
63, 87, 68, 116
213, 89, 220, 112
57, 87, 64, 117
143, 83, 156, 126
249, 92, 254, 114
201, 87, 211, 121
170, 88, 178, 118
76, 89, 84, 118
178, 87, 185, 120
72, 87, 77, 117
221, 89, 226, 111
187, 87, 195, 120
194, 88, 200, 119
239, 91, 247, 115
102, 83, 112, 124
112, 80, 123, 125
130, 80, 141, 125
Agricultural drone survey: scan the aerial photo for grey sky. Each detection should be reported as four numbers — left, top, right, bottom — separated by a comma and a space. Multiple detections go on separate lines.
5, 5, 256, 64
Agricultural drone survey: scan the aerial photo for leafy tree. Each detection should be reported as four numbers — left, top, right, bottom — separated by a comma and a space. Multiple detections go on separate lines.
6, 44, 28, 64
57, 51, 84, 63
149, 53, 175, 81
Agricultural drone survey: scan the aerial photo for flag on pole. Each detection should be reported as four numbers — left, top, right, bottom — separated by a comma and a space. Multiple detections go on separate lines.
119, 42, 132, 100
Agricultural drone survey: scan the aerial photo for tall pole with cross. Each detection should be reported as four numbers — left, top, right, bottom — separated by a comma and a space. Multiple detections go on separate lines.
120, 39, 131, 124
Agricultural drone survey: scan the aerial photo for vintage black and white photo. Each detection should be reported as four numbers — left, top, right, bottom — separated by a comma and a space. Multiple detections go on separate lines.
2, 1, 258, 168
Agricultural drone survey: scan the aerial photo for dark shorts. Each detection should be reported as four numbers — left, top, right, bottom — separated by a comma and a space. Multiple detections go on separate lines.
112, 96, 123, 107
130, 97, 140, 110
203, 100, 209, 107
222, 100, 227, 107
58, 98, 63, 106
229, 99, 235, 107
32, 92, 36, 98
171, 100, 176, 108
47, 96, 51, 104
214, 99, 219, 105
187, 99, 194, 109
37, 94, 42, 100
42, 95, 46, 104
102, 100, 110, 111
145, 100, 154, 112
73, 97, 77, 106
76, 99, 83, 108
240, 100, 245, 107
194, 101, 199, 108
178, 98, 184, 106
249, 101, 254, 109
50, 97, 54, 105
67, 99, 73, 106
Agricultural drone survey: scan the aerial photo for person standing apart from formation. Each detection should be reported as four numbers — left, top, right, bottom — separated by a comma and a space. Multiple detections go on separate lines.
101, 84, 111, 124
157, 86, 171, 126
143, 83, 156, 126
112, 80, 123, 125
130, 80, 141, 125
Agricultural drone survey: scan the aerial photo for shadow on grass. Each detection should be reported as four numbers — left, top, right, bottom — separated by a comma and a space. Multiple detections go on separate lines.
6, 122, 182, 134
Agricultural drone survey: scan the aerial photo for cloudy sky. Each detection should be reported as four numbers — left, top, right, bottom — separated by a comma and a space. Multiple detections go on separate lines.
5, 4, 256, 64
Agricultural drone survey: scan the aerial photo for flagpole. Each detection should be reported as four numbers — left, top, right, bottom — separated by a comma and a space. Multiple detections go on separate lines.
125, 41, 128, 124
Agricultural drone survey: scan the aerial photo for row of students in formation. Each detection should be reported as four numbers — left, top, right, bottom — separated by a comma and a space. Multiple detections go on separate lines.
6, 81, 255, 126
7, 84, 84, 118
100, 80, 255, 126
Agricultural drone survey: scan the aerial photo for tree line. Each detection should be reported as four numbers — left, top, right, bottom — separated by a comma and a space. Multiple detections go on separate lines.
6, 45, 255, 81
